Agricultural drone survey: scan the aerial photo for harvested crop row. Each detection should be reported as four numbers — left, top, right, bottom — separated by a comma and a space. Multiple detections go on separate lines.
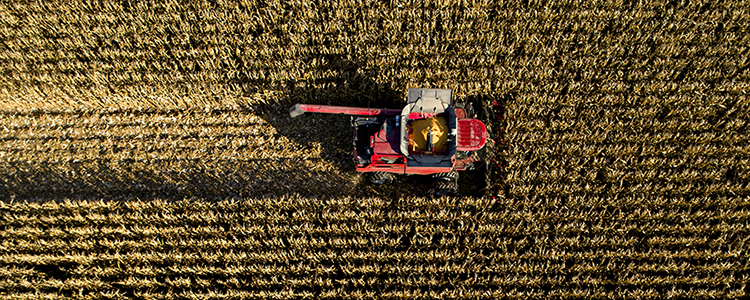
0, 109, 360, 200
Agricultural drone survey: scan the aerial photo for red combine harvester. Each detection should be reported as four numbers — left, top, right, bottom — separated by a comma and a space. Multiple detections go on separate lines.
290, 88, 487, 196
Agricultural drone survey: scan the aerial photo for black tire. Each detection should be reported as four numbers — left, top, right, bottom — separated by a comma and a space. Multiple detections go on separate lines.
431, 181, 457, 197
465, 102, 475, 118
454, 102, 475, 118
368, 172, 394, 185
432, 171, 459, 181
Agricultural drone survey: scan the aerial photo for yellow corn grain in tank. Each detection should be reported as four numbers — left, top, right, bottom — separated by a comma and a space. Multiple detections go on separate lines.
408, 116, 448, 153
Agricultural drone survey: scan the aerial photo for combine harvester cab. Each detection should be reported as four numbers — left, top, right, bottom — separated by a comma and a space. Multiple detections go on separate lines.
290, 88, 487, 196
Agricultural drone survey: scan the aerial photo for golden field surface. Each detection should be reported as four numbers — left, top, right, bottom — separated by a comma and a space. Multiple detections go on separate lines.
1, 0, 750, 299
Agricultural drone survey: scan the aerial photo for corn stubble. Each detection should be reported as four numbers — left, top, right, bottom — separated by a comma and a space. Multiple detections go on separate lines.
3, 108, 382, 201
1, 0, 750, 299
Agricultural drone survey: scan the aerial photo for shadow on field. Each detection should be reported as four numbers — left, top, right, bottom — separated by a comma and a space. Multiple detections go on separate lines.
0, 109, 361, 201
252, 55, 423, 199
0, 156, 376, 202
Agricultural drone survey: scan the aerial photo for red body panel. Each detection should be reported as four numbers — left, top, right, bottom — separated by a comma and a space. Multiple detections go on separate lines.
457, 119, 487, 151
407, 112, 440, 119
354, 118, 479, 175
291, 104, 402, 117
354, 119, 407, 173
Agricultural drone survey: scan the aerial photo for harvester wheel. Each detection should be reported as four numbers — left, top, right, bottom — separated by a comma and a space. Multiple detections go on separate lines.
454, 102, 476, 118
368, 172, 394, 185
431, 181, 457, 197
433, 171, 459, 182
465, 102, 475, 118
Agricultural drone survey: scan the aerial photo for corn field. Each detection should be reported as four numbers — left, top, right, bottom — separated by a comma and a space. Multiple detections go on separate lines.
1, 0, 749, 299
2, 197, 749, 299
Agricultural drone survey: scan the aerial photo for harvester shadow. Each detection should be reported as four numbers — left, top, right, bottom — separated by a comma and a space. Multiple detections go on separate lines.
0, 108, 376, 201
257, 105, 451, 199
251, 55, 442, 199
255, 105, 430, 199
0, 140, 360, 202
